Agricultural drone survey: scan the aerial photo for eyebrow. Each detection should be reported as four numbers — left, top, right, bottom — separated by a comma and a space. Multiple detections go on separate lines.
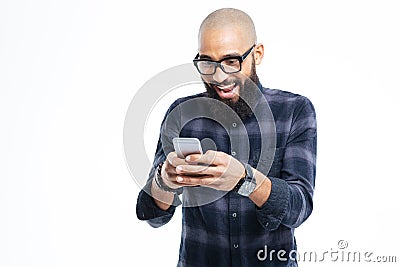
198, 52, 241, 60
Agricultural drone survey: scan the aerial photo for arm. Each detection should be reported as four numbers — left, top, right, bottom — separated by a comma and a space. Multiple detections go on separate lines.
137, 136, 201, 228
150, 177, 176, 211
136, 151, 198, 227
255, 97, 317, 230
135, 125, 181, 227
136, 99, 184, 227
150, 152, 196, 210
136, 165, 178, 228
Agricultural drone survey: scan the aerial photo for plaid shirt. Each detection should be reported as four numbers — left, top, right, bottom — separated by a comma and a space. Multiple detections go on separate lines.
136, 86, 317, 267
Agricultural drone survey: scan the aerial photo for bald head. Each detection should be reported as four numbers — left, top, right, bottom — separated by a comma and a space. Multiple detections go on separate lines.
198, 8, 257, 48
196, 8, 264, 105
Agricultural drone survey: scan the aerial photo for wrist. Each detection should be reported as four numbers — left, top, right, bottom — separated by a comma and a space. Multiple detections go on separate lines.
154, 163, 183, 195
234, 163, 256, 196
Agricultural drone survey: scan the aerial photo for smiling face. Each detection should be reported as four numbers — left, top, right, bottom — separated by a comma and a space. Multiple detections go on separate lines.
198, 26, 258, 103
196, 8, 265, 119
199, 23, 264, 107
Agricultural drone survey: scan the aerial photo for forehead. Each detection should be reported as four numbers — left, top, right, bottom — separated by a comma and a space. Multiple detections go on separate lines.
198, 26, 249, 58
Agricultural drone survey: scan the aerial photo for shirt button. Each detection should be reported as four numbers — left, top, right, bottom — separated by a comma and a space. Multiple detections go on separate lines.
232, 212, 237, 218
233, 244, 239, 249
231, 151, 236, 156
232, 122, 237, 127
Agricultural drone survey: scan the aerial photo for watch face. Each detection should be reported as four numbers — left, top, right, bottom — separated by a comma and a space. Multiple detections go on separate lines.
238, 181, 256, 196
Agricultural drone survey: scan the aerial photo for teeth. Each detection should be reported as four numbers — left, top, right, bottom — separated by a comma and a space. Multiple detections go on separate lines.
216, 83, 235, 90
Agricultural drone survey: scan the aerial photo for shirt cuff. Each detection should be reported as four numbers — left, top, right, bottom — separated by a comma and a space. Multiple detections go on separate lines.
136, 189, 177, 228
256, 176, 290, 231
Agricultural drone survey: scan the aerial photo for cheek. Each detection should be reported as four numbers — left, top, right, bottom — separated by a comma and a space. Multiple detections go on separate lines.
202, 75, 214, 83
231, 74, 247, 89
240, 62, 253, 78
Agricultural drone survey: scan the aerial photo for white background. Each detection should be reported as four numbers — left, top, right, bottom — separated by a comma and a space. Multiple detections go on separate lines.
1, 0, 399, 266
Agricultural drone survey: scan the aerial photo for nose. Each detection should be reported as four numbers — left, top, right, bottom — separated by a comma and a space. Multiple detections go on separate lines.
212, 66, 229, 83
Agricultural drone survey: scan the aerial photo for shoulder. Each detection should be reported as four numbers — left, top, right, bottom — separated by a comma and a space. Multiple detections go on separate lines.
166, 92, 206, 114
262, 87, 316, 121
168, 92, 208, 110
263, 87, 315, 109
262, 87, 311, 105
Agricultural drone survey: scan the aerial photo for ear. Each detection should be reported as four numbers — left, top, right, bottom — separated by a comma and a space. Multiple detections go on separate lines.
254, 43, 264, 65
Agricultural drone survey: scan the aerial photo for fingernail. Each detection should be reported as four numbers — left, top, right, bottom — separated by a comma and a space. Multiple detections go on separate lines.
177, 176, 183, 182
176, 166, 182, 171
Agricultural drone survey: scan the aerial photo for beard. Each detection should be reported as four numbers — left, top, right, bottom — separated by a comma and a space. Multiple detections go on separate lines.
203, 57, 260, 121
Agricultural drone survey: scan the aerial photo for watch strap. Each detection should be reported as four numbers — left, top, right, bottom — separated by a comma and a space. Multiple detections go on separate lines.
234, 163, 255, 193
154, 163, 183, 194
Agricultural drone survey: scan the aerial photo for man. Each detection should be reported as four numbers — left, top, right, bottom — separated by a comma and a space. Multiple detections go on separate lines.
136, 8, 317, 267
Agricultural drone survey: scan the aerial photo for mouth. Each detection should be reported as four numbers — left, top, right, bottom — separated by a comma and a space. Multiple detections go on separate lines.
212, 82, 239, 100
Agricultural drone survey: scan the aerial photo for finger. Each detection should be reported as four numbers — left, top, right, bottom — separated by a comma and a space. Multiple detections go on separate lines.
167, 180, 199, 187
163, 160, 178, 175
176, 164, 215, 175
185, 150, 226, 166
166, 152, 187, 167
176, 175, 218, 186
179, 165, 227, 180
162, 172, 199, 188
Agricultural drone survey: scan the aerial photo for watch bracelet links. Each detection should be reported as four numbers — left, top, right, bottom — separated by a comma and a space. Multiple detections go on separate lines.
233, 163, 255, 193
233, 162, 248, 192
154, 163, 183, 194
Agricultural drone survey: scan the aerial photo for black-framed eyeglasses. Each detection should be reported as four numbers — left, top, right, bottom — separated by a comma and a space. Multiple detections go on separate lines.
193, 44, 255, 75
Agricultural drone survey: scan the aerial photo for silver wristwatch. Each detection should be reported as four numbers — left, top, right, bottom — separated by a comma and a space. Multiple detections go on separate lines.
235, 163, 256, 196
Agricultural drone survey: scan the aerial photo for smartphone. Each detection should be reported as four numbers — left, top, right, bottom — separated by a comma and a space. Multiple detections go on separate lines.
173, 137, 203, 159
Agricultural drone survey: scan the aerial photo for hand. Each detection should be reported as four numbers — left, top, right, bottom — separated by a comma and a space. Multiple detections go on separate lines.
175, 150, 245, 191
161, 152, 200, 189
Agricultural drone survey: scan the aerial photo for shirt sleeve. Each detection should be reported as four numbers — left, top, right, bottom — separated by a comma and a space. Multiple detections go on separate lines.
136, 187, 178, 228
135, 100, 183, 228
256, 96, 317, 231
